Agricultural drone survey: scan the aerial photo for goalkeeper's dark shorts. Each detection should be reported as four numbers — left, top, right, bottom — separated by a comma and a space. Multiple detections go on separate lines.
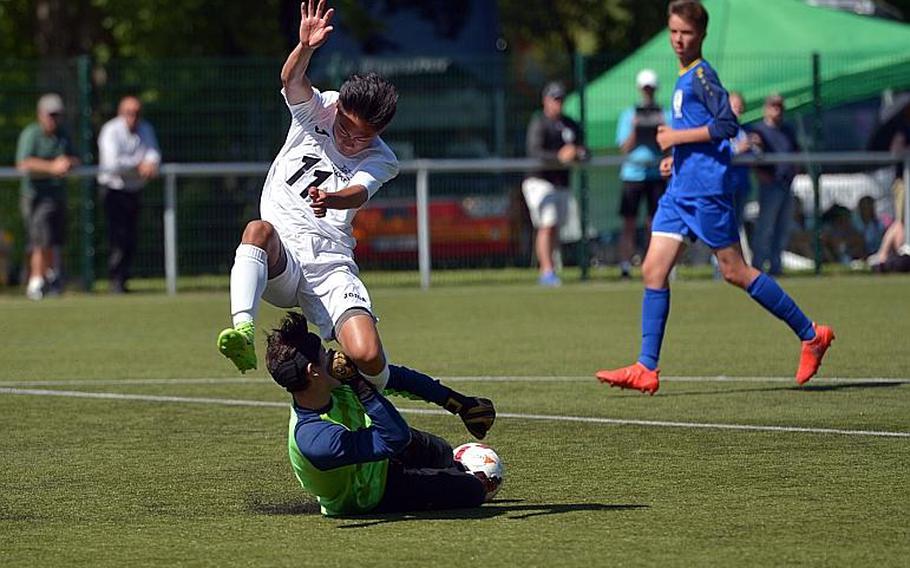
373, 428, 486, 513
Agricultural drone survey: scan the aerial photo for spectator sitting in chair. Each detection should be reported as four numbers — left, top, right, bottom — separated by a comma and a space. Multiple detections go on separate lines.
854, 196, 884, 259
868, 181, 906, 268
820, 204, 865, 264
787, 195, 814, 260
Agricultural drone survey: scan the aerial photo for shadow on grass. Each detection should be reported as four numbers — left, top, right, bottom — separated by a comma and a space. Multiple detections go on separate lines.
246, 495, 647, 526
335, 500, 649, 528
659, 381, 905, 397
797, 381, 907, 392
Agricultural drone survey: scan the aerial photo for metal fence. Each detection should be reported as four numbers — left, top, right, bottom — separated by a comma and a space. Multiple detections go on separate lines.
2, 52, 909, 291
1, 152, 907, 293
3, 52, 906, 163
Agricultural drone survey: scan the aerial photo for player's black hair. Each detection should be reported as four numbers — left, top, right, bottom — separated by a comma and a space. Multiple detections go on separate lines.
266, 312, 322, 393
338, 72, 399, 131
668, 0, 709, 34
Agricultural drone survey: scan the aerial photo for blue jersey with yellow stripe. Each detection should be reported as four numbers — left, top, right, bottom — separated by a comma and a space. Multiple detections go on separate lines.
668, 59, 739, 197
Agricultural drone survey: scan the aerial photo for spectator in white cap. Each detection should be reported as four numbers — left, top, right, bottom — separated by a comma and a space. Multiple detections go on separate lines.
615, 69, 671, 278
15, 93, 80, 300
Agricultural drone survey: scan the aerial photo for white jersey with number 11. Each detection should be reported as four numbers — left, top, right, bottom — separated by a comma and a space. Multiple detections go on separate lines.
260, 88, 399, 252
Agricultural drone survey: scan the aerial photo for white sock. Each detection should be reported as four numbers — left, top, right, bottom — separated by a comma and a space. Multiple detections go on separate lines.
361, 363, 390, 390
27, 276, 44, 291
230, 244, 268, 328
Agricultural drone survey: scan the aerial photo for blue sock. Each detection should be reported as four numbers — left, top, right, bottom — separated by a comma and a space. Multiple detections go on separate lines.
746, 273, 815, 341
386, 364, 451, 405
638, 288, 670, 371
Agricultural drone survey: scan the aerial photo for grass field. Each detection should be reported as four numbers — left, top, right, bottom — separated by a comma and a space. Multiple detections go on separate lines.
2, 275, 909, 567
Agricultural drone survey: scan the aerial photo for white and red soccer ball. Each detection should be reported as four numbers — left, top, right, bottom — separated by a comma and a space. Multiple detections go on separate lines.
453, 443, 504, 500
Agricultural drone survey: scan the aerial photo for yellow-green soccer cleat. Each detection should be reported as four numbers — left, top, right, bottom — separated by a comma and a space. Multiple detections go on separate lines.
217, 321, 257, 373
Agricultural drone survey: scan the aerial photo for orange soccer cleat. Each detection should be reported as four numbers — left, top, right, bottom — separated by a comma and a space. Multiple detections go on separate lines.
796, 324, 836, 385
595, 362, 660, 395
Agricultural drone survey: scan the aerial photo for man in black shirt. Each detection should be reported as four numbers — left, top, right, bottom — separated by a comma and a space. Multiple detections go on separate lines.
523, 81, 587, 287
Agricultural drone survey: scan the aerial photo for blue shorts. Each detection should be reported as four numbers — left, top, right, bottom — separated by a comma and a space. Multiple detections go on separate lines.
651, 192, 740, 250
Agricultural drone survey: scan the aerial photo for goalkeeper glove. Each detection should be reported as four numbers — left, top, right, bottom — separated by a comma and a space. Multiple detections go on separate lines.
445, 396, 496, 440
325, 349, 359, 382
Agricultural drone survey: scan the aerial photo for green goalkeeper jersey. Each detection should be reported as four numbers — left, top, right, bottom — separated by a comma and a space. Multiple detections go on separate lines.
287, 383, 411, 516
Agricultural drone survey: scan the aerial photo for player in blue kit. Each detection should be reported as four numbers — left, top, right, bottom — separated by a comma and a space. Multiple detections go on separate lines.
595, 0, 835, 395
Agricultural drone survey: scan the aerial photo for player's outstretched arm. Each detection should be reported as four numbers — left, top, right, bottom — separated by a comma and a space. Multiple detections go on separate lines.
281, 0, 335, 105
326, 351, 495, 439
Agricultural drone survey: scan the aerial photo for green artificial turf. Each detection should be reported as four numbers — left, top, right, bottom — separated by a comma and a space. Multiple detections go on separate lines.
1, 275, 908, 566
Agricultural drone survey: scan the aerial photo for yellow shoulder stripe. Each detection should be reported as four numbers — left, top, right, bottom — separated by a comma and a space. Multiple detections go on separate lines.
678, 58, 703, 76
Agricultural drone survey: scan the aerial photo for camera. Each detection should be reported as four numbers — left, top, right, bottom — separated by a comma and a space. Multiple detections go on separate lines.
634, 103, 665, 150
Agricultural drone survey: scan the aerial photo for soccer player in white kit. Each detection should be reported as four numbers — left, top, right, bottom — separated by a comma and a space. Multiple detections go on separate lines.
217, 0, 400, 388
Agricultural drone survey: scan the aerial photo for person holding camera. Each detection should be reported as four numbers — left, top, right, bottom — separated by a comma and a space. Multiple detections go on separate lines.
615, 69, 671, 278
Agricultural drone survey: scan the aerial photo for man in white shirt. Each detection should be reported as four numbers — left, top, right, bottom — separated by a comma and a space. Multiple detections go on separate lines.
217, 0, 400, 390
97, 95, 161, 293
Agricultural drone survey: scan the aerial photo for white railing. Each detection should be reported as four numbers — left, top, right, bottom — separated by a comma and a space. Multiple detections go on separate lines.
1, 152, 908, 293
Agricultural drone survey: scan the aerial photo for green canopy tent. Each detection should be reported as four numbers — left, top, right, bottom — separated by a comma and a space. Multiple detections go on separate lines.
565, 0, 910, 149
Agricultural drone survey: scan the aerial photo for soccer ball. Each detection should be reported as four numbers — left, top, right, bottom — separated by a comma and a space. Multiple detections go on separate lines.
453, 443, 504, 500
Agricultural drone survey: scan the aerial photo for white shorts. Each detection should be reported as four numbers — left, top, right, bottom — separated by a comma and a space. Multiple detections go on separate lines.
262, 234, 373, 340
522, 177, 570, 229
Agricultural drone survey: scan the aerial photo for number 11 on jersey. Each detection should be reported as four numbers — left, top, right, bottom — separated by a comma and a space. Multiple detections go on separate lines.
287, 155, 332, 198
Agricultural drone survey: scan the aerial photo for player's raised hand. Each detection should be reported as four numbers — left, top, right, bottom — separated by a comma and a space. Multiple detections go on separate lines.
308, 186, 328, 217
300, 0, 335, 50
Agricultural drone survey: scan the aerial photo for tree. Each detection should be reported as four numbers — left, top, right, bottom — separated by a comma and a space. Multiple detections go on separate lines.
497, 0, 668, 85
0, 0, 286, 60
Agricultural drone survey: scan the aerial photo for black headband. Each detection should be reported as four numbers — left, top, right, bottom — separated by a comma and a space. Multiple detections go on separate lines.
267, 330, 323, 393
269, 350, 312, 393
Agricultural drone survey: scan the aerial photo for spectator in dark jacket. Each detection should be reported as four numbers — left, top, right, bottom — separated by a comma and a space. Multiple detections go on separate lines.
522, 81, 587, 287
749, 93, 800, 275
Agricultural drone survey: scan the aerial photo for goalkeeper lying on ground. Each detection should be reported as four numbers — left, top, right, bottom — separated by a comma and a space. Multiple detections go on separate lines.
266, 312, 496, 516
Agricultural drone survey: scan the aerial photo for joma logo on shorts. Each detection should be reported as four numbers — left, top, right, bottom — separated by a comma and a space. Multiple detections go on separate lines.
344, 292, 366, 302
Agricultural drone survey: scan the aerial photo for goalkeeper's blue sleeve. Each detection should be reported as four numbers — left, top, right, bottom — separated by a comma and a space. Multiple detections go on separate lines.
294, 381, 411, 471
386, 364, 452, 405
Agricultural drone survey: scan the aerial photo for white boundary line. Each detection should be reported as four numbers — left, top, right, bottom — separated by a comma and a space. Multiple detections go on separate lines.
1, 375, 909, 387
1, 387, 907, 439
